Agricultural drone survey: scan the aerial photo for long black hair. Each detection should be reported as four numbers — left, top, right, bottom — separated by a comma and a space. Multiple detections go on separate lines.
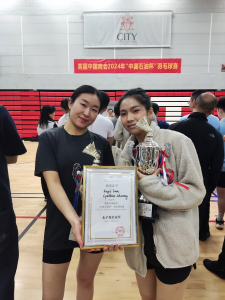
38, 105, 56, 129
70, 85, 103, 112
117, 88, 152, 112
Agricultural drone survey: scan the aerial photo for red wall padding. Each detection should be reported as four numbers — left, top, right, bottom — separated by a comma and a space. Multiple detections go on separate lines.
0, 90, 223, 138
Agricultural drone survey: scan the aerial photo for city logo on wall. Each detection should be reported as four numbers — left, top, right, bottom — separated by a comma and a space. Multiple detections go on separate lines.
120, 12, 134, 31
117, 12, 137, 44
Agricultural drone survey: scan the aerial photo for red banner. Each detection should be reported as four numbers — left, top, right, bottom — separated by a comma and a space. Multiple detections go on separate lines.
74, 59, 181, 74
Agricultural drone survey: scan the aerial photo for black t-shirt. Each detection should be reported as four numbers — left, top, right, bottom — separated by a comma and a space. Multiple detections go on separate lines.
0, 105, 27, 209
35, 127, 115, 250
169, 112, 224, 192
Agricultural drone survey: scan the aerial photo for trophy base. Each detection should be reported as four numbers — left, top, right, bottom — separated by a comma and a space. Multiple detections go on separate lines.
67, 227, 79, 248
66, 240, 79, 248
138, 201, 158, 223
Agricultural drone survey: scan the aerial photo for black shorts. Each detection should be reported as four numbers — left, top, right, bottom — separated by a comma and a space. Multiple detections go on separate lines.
142, 222, 192, 285
217, 172, 225, 188
147, 261, 192, 285
43, 248, 103, 264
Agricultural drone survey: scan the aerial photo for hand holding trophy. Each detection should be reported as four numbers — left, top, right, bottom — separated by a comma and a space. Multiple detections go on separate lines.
128, 116, 160, 223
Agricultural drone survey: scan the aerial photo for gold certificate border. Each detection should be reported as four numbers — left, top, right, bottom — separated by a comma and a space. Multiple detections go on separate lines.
82, 166, 140, 249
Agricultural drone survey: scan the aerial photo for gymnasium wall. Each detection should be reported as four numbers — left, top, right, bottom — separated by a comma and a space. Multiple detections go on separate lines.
2, 90, 225, 138
0, 0, 225, 90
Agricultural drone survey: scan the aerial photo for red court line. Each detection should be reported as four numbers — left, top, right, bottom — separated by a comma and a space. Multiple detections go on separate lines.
16, 216, 46, 219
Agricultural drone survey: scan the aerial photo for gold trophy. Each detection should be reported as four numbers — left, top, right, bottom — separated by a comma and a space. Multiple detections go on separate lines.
83, 142, 101, 166
68, 142, 101, 244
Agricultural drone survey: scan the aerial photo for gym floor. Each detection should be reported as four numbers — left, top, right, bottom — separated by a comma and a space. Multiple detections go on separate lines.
9, 142, 225, 300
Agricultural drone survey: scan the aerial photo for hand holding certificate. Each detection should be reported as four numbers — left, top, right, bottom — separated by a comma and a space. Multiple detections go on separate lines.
68, 141, 139, 250
82, 166, 139, 249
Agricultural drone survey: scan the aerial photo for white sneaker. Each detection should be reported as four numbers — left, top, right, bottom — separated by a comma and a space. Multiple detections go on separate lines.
216, 218, 224, 230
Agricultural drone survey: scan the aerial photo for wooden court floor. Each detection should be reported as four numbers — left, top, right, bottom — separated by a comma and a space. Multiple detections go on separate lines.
8, 141, 225, 300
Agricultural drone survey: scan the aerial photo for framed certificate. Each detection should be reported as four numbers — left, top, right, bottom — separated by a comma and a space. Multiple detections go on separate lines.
82, 166, 139, 249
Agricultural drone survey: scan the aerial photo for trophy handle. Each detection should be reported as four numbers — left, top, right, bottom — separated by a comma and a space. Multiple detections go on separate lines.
128, 141, 136, 166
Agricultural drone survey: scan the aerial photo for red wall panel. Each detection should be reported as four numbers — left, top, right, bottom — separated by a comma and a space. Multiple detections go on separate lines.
0, 90, 220, 138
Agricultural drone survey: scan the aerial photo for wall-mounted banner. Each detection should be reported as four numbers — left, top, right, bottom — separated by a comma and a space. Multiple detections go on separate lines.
83, 11, 172, 48
74, 59, 181, 74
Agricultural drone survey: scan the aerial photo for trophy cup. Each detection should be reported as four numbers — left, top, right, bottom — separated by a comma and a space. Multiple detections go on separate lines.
83, 142, 101, 166
128, 116, 160, 222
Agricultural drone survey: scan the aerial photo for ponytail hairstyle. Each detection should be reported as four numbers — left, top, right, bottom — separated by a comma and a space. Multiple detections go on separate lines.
70, 85, 103, 113
38, 105, 56, 129
117, 88, 151, 112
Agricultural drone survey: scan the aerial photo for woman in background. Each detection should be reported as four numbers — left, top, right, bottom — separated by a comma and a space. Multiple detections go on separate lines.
58, 98, 70, 127
37, 105, 58, 201
37, 105, 57, 136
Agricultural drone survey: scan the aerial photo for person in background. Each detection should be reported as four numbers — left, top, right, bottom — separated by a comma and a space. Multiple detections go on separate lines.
151, 103, 170, 129
37, 105, 58, 201
106, 108, 113, 119
170, 93, 224, 241
180, 89, 220, 130
0, 105, 27, 300
215, 97, 225, 230
58, 98, 70, 127
37, 105, 58, 136
203, 237, 225, 280
111, 103, 120, 128
88, 91, 114, 145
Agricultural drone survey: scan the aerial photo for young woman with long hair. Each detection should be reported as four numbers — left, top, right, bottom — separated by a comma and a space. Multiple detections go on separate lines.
117, 88, 206, 300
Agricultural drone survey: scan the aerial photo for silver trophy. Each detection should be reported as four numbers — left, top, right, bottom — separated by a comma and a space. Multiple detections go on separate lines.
128, 116, 159, 222
135, 116, 160, 174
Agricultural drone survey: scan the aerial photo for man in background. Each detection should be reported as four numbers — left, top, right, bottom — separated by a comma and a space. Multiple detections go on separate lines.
151, 103, 169, 129
180, 89, 220, 130
106, 108, 113, 120
204, 237, 225, 280
88, 91, 114, 145
170, 92, 224, 241
0, 105, 27, 300
214, 97, 225, 230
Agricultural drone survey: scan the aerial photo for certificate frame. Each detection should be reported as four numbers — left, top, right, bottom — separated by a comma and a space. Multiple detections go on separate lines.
82, 166, 139, 249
